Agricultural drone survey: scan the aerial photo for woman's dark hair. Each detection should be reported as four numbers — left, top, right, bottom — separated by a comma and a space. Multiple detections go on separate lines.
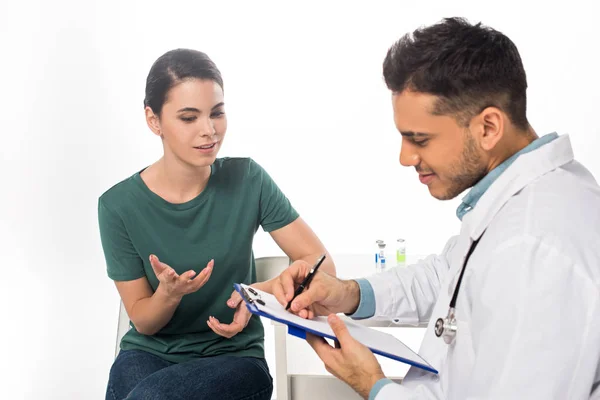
143, 49, 223, 116
383, 17, 529, 130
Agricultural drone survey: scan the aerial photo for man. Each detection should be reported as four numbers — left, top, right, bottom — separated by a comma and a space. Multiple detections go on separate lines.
271, 17, 600, 399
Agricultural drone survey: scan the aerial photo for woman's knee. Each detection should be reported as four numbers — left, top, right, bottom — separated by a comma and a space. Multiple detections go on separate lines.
231, 357, 273, 400
106, 350, 170, 400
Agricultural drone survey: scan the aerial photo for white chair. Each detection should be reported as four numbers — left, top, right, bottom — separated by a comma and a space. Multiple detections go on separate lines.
115, 298, 130, 358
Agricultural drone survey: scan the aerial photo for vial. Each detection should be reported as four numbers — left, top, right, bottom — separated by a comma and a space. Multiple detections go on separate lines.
375, 240, 387, 273
396, 238, 406, 267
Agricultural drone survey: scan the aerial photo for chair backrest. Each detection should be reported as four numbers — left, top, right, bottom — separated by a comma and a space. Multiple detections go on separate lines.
255, 255, 290, 282
114, 255, 291, 358
114, 300, 131, 358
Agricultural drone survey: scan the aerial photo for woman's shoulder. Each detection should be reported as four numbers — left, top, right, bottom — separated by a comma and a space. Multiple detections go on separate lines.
213, 157, 266, 179
98, 171, 141, 212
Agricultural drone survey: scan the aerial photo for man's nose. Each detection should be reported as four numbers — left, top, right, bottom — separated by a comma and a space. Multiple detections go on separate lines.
399, 142, 419, 167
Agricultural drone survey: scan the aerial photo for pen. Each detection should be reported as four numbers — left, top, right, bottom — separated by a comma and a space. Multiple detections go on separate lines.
285, 253, 327, 311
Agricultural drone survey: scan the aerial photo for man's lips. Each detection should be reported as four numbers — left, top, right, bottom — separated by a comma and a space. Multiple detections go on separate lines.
418, 173, 435, 185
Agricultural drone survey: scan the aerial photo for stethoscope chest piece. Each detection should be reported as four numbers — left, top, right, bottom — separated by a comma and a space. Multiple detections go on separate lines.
434, 308, 457, 344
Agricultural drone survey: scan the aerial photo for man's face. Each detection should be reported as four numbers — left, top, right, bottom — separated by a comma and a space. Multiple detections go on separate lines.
392, 91, 488, 200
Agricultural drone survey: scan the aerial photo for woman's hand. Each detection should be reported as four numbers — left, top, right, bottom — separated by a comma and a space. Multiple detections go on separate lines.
207, 298, 252, 339
150, 254, 214, 300
208, 281, 271, 338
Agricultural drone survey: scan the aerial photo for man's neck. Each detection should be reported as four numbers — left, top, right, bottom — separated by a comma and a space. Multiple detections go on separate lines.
486, 127, 538, 173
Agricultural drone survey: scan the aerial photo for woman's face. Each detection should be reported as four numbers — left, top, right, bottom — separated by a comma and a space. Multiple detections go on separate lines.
146, 79, 227, 168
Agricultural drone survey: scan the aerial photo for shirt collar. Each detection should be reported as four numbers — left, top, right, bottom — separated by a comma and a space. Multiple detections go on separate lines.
456, 132, 559, 220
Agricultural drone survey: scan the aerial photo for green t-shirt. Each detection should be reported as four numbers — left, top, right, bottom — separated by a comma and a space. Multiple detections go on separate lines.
98, 157, 299, 363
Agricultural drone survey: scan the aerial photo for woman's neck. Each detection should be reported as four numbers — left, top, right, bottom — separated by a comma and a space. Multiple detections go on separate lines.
143, 155, 212, 204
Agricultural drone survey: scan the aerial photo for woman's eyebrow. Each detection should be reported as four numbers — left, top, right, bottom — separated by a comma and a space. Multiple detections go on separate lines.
176, 103, 224, 113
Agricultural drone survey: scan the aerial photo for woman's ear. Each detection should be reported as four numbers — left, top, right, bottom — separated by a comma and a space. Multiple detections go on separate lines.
145, 107, 163, 138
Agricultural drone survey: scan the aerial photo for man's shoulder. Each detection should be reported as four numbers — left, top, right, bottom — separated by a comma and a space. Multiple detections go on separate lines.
491, 161, 600, 264
520, 159, 600, 220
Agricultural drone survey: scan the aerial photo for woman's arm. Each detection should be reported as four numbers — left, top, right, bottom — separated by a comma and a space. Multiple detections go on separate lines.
210, 160, 334, 336
115, 277, 180, 336
116, 256, 214, 336
269, 216, 336, 277
249, 159, 334, 277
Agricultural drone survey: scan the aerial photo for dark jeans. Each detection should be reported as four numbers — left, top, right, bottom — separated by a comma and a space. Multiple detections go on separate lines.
106, 349, 273, 400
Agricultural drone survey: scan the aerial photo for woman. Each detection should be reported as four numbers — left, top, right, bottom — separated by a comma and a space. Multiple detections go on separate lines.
98, 48, 335, 400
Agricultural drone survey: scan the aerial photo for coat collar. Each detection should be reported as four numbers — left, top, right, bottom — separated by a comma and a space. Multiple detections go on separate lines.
461, 134, 575, 240
456, 133, 559, 220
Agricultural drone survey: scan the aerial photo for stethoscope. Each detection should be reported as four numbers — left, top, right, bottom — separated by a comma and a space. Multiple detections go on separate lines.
434, 234, 483, 345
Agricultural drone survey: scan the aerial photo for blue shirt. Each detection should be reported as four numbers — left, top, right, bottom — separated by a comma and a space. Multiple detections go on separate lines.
356, 132, 559, 399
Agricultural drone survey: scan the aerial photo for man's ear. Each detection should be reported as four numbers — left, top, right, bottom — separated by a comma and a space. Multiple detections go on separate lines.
145, 107, 162, 138
470, 107, 504, 151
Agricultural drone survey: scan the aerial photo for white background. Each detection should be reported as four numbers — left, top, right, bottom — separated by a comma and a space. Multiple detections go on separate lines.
1, 0, 599, 399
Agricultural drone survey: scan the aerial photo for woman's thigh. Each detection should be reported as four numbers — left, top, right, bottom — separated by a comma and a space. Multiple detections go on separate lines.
106, 349, 172, 400
126, 356, 273, 400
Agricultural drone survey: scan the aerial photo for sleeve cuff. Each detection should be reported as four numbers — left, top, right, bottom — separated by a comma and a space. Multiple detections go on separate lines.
347, 279, 375, 319
261, 212, 300, 232
369, 378, 394, 400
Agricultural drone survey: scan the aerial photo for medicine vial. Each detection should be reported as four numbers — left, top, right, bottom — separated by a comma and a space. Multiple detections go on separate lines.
375, 240, 387, 273
396, 238, 406, 267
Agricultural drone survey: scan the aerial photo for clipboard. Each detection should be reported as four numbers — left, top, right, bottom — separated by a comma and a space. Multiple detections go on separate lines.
234, 283, 438, 374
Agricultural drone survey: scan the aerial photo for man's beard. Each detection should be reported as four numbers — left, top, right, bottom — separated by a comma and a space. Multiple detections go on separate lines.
437, 131, 488, 201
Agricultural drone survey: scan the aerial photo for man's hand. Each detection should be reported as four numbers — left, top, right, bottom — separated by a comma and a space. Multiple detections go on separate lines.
272, 260, 360, 319
307, 314, 385, 399
150, 255, 214, 301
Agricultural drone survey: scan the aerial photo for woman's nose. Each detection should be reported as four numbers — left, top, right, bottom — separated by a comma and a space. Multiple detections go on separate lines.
199, 117, 216, 137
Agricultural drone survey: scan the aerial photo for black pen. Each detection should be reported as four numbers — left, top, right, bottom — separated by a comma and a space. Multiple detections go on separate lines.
285, 253, 327, 311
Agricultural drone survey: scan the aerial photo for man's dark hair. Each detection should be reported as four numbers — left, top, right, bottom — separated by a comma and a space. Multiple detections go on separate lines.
383, 17, 529, 130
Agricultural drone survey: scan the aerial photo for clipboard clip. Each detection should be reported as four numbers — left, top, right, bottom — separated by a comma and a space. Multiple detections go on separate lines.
239, 285, 265, 306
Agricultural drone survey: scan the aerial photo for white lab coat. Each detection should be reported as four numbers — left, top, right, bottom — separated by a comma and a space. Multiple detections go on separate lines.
365, 135, 600, 399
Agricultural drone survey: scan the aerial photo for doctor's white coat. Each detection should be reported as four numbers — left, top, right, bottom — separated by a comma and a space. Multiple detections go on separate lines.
365, 135, 600, 399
